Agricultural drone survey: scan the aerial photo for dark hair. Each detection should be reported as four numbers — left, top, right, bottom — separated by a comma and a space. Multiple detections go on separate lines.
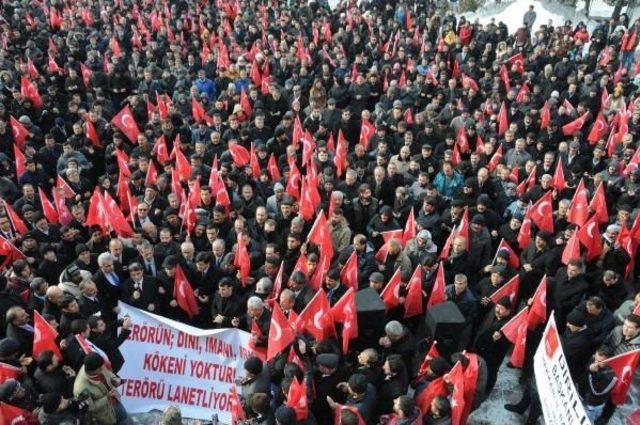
396, 395, 414, 416
432, 396, 451, 416
36, 350, 55, 370
340, 409, 359, 425
70, 319, 88, 335
626, 313, 640, 327
596, 345, 614, 358
386, 354, 405, 375
249, 393, 270, 415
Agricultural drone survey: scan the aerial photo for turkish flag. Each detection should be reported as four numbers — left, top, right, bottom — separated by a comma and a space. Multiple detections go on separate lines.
56, 176, 76, 199
516, 82, 530, 103
0, 362, 21, 384
75, 334, 112, 370
561, 231, 581, 265
0, 402, 35, 424
374, 229, 404, 262
296, 289, 335, 341
527, 275, 548, 330
500, 307, 529, 368
114, 148, 131, 178
487, 144, 503, 172
530, 191, 554, 233
267, 264, 285, 307
267, 304, 296, 361
267, 153, 281, 181
508, 52, 525, 73
577, 215, 603, 261
1, 200, 28, 235
307, 211, 334, 261
13, 145, 26, 180
334, 130, 349, 177
20, 76, 42, 108
192, 97, 207, 123
416, 341, 440, 381
456, 126, 469, 154
33, 310, 62, 360
509, 165, 519, 184
340, 251, 358, 291
234, 235, 251, 286
85, 116, 101, 148
80, 63, 92, 87
173, 265, 200, 319
540, 101, 551, 129
310, 253, 331, 291
102, 191, 135, 237
286, 161, 302, 200
247, 144, 260, 179
330, 288, 358, 354
52, 188, 72, 226
0, 235, 25, 269
333, 404, 366, 425
589, 182, 609, 224
415, 376, 448, 415
588, 112, 609, 144
449, 361, 466, 425
381, 268, 402, 310
562, 112, 590, 136
550, 161, 566, 192
563, 99, 576, 115
287, 377, 309, 420
404, 266, 423, 318
111, 106, 140, 143
47, 54, 61, 74
567, 179, 589, 227
489, 274, 520, 305
298, 177, 315, 221
517, 206, 533, 249
240, 89, 252, 119
498, 101, 509, 136
9, 116, 29, 150
604, 349, 640, 405
292, 116, 303, 146
461, 74, 479, 91
359, 119, 375, 149
427, 264, 446, 307
402, 208, 417, 245
516, 165, 537, 197
38, 188, 59, 224
153, 135, 169, 165
494, 239, 520, 268
499, 65, 510, 92
229, 387, 245, 425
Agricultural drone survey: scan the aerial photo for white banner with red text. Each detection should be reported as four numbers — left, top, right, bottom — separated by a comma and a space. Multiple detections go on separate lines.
534, 313, 590, 425
117, 302, 256, 422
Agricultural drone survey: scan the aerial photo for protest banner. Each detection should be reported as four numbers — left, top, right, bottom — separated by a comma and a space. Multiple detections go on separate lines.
534, 312, 590, 425
117, 302, 256, 422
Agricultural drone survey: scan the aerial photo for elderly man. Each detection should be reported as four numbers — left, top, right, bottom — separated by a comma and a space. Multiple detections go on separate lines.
92, 253, 124, 324
379, 320, 416, 374
233, 296, 270, 347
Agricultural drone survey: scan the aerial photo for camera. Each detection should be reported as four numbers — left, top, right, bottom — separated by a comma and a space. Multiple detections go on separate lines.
69, 389, 92, 413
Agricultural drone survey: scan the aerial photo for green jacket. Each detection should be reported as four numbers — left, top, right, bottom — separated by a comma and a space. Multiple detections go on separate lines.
73, 366, 118, 425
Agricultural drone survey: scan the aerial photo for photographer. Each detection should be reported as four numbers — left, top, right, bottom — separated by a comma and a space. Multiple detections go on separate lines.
37, 392, 81, 425
73, 353, 130, 425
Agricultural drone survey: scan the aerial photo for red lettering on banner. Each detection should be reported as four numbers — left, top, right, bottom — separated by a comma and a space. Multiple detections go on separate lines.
129, 323, 174, 347
142, 352, 187, 374
177, 332, 201, 352
121, 378, 166, 399
188, 360, 236, 382
205, 336, 235, 357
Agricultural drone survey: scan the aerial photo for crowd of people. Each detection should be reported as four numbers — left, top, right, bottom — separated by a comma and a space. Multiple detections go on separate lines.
0, 0, 639, 424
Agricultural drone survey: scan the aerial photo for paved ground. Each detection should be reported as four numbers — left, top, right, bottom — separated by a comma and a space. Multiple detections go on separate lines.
129, 354, 635, 424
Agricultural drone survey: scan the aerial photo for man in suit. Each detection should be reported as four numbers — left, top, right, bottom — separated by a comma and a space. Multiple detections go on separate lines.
78, 279, 102, 318
121, 263, 159, 313
233, 296, 270, 348
108, 238, 137, 273
92, 253, 125, 325
473, 296, 513, 395
212, 239, 233, 275
59, 294, 87, 338
210, 278, 243, 328
5, 306, 34, 356
88, 315, 132, 374
289, 270, 315, 314
136, 241, 162, 278
324, 268, 348, 306
30, 213, 61, 245
28, 277, 48, 314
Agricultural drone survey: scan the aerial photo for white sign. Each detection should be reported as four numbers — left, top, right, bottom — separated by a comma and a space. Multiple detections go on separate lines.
534, 313, 590, 425
117, 302, 256, 422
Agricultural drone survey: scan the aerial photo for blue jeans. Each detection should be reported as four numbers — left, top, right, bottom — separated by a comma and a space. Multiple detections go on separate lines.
583, 403, 604, 423
114, 401, 129, 425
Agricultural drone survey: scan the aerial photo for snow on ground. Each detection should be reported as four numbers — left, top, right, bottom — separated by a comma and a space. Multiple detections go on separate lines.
462, 0, 589, 34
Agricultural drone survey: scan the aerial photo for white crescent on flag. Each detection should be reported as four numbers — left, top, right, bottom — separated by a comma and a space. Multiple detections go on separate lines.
271, 318, 282, 341
121, 113, 135, 129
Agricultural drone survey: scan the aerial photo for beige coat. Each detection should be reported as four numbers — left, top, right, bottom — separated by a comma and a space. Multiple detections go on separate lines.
73, 366, 118, 425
